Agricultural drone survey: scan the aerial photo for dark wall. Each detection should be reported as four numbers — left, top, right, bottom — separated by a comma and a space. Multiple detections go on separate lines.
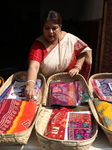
0, 0, 104, 80
0, 1, 40, 67
0, 1, 41, 80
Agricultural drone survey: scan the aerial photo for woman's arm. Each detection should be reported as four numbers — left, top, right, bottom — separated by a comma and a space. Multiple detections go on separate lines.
69, 52, 86, 77
24, 60, 40, 100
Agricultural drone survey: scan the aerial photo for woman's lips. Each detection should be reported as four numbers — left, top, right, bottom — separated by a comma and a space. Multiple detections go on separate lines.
49, 35, 54, 37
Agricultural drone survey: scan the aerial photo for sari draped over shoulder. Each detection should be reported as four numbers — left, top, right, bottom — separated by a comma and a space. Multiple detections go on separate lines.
40, 33, 92, 81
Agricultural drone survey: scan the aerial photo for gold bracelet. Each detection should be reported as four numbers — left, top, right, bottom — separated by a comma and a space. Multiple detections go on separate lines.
74, 64, 81, 71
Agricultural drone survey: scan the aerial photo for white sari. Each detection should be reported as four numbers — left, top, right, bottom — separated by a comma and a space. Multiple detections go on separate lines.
40, 33, 92, 78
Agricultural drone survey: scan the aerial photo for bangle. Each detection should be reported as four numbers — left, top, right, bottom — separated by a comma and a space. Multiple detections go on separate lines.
26, 80, 35, 85
74, 64, 81, 71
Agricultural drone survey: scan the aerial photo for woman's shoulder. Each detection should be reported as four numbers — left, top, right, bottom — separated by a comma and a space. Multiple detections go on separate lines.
31, 36, 46, 49
32, 36, 44, 45
62, 31, 77, 38
62, 32, 80, 41
67, 32, 78, 38
36, 35, 48, 46
36, 35, 43, 41
61, 31, 67, 36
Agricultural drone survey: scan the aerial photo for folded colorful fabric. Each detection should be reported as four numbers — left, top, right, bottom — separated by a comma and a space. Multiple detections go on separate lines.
94, 98, 112, 130
65, 111, 92, 140
0, 99, 37, 134
0, 81, 14, 102
50, 81, 90, 106
0, 79, 41, 103
44, 106, 92, 140
73, 106, 91, 112
44, 107, 73, 140
92, 79, 112, 102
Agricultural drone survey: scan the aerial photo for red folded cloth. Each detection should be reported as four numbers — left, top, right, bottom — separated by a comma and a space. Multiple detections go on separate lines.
0, 99, 37, 134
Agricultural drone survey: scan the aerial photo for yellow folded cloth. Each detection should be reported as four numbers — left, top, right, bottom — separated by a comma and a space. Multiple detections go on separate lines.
94, 98, 112, 130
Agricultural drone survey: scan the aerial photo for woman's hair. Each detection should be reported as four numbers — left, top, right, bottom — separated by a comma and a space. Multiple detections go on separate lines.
41, 10, 62, 31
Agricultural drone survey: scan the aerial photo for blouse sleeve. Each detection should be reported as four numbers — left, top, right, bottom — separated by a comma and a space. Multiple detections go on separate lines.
28, 40, 47, 62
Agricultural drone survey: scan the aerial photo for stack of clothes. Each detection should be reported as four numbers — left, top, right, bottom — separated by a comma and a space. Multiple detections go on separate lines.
44, 80, 92, 141
92, 78, 112, 130
0, 79, 41, 134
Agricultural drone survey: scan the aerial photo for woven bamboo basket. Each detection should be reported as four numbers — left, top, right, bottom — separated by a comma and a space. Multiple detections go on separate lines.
0, 76, 4, 87
0, 71, 46, 145
88, 72, 112, 144
35, 72, 98, 150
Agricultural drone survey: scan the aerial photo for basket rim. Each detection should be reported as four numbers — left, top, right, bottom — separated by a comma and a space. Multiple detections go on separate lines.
88, 73, 112, 134
0, 71, 45, 145
42, 72, 92, 106
35, 72, 98, 146
35, 106, 98, 145
89, 72, 112, 80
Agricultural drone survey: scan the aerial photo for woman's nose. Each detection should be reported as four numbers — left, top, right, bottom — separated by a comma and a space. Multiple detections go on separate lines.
49, 29, 53, 33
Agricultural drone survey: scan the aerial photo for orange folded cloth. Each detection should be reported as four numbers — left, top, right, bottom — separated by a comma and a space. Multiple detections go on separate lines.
0, 99, 37, 134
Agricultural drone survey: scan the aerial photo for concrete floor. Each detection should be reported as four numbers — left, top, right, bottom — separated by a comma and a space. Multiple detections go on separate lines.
90, 127, 112, 150
0, 126, 112, 150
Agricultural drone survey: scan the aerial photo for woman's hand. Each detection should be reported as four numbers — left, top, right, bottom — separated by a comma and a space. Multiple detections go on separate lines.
24, 83, 36, 100
25, 60, 40, 100
69, 67, 80, 77
69, 52, 86, 77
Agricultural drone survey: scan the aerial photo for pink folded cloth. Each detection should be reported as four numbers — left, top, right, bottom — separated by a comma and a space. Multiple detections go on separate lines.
50, 81, 89, 106
92, 79, 112, 102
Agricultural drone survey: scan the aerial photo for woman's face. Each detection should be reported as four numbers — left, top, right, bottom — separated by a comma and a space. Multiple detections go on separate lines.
43, 20, 61, 43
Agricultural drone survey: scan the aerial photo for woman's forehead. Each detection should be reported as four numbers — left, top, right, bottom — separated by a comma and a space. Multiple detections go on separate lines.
44, 20, 59, 26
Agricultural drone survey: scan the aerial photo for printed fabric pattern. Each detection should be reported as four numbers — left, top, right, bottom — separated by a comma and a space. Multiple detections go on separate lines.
0, 98, 37, 134
50, 81, 90, 106
92, 79, 112, 102
44, 107, 74, 140
44, 106, 92, 140
67, 111, 92, 140
94, 98, 112, 130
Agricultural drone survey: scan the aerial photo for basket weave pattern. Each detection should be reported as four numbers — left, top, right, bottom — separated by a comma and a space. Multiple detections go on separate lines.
35, 72, 98, 150
0, 71, 46, 145
88, 72, 112, 144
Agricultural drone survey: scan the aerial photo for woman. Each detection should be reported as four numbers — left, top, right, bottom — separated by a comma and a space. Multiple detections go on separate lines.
25, 10, 92, 100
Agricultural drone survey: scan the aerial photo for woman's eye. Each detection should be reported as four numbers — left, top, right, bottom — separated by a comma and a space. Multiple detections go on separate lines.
52, 27, 58, 30
44, 26, 58, 31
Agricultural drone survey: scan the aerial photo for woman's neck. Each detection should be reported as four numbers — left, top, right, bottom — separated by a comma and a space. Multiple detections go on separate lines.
37, 31, 67, 51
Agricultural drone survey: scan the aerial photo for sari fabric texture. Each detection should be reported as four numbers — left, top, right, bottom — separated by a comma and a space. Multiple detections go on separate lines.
66, 111, 92, 140
92, 79, 112, 102
0, 79, 41, 134
44, 106, 92, 140
92, 79, 112, 130
0, 98, 37, 134
94, 98, 112, 130
28, 33, 92, 81
50, 81, 90, 106
44, 107, 73, 140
